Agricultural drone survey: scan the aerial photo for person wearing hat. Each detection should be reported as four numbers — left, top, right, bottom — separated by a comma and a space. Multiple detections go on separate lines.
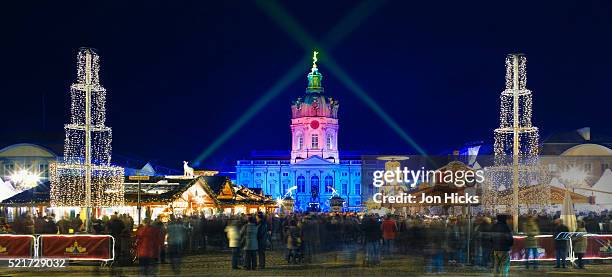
490, 214, 513, 277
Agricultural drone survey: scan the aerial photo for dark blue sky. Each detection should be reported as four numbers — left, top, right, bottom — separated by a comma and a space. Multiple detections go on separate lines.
1, 1, 611, 170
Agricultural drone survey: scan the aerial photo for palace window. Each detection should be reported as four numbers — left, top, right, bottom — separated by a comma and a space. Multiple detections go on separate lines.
4, 163, 14, 176
255, 172, 262, 177
39, 164, 49, 178
311, 134, 319, 149
342, 182, 348, 195
297, 135, 303, 150
311, 175, 320, 195
326, 134, 333, 149
282, 179, 290, 194
324, 176, 334, 193
282, 172, 289, 177
342, 172, 348, 177
354, 183, 361, 194
297, 176, 306, 193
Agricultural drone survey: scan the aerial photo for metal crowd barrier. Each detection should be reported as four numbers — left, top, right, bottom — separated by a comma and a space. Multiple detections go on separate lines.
0, 234, 114, 262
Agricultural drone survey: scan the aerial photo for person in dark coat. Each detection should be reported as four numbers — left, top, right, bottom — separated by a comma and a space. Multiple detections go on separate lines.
91, 215, 104, 234
57, 216, 70, 234
362, 216, 381, 266
44, 215, 58, 234
476, 216, 492, 268
285, 219, 301, 264
553, 218, 569, 268
256, 212, 268, 269
107, 213, 126, 260
241, 216, 259, 270
490, 214, 513, 277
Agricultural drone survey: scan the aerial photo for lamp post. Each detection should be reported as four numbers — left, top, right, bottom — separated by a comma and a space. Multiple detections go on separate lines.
129, 175, 149, 226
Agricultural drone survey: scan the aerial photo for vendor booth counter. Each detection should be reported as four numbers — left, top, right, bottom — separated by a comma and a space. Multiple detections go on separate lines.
0, 234, 114, 262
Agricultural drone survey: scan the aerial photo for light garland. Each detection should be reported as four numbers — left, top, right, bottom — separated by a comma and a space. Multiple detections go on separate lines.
51, 48, 124, 207
484, 54, 550, 213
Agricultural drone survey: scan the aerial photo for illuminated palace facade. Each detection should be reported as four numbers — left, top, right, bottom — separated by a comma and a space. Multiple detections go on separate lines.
236, 54, 363, 212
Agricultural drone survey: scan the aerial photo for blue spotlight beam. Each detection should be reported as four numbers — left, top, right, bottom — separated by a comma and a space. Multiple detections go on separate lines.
255, 0, 428, 155
193, 1, 385, 164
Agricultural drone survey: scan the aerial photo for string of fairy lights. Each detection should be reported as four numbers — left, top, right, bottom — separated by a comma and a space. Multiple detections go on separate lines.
50, 48, 124, 208
484, 54, 550, 213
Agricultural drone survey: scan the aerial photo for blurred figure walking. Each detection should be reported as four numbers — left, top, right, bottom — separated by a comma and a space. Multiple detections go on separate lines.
574, 220, 587, 269
490, 214, 513, 277
381, 215, 397, 257
241, 216, 259, 270
136, 218, 163, 276
225, 219, 241, 269
256, 212, 268, 269
553, 218, 569, 268
167, 217, 187, 274
523, 216, 540, 269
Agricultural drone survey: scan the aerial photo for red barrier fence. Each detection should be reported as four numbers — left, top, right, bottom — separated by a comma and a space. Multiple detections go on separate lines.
0, 235, 35, 259
39, 235, 114, 261
511, 235, 612, 261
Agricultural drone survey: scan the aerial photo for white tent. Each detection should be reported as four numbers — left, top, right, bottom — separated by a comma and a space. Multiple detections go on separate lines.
0, 177, 17, 202
590, 169, 612, 207
549, 177, 565, 189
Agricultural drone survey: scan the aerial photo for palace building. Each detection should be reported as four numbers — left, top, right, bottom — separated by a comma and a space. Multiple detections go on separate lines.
236, 53, 363, 212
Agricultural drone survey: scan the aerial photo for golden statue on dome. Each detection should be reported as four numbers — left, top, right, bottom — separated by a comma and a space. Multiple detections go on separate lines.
311, 51, 319, 73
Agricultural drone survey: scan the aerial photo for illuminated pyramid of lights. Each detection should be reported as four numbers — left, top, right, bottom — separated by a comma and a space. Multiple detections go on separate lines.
50, 48, 124, 207
483, 54, 549, 214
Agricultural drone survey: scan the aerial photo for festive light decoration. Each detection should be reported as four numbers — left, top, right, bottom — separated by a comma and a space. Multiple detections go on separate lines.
483, 54, 550, 221
9, 169, 41, 190
50, 48, 124, 207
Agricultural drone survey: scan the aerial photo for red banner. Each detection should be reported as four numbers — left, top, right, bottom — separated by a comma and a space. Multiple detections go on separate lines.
40, 235, 113, 260
511, 235, 612, 261
0, 235, 34, 258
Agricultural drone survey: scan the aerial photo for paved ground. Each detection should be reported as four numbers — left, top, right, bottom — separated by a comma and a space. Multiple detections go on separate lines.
0, 250, 610, 276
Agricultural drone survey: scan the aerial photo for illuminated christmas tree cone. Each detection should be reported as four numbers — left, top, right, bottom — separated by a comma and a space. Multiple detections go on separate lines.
483, 54, 550, 232
50, 48, 124, 218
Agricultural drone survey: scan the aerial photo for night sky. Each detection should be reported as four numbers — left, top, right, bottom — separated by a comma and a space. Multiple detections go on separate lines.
1, 1, 611, 170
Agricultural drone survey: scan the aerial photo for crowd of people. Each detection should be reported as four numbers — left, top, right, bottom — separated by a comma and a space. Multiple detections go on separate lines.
0, 211, 135, 235
0, 209, 610, 276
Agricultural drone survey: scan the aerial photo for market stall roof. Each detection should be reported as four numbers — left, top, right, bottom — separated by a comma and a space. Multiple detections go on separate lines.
0, 177, 17, 202
1, 181, 50, 205
496, 184, 589, 205
1, 176, 276, 207
575, 168, 612, 206
124, 175, 239, 205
